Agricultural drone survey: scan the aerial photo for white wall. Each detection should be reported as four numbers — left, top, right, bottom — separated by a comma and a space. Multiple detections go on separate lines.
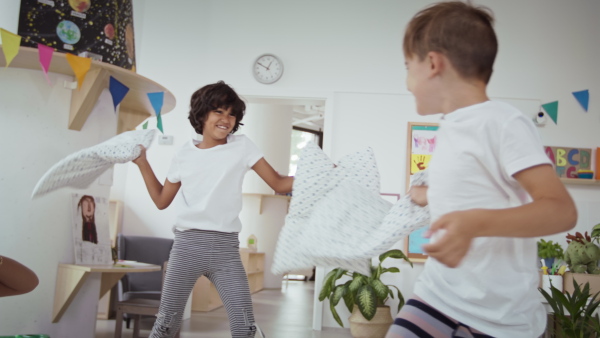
0, 66, 118, 335
3, 0, 600, 334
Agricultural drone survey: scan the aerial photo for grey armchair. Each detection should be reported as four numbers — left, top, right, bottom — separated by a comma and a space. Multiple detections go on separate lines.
116, 234, 174, 328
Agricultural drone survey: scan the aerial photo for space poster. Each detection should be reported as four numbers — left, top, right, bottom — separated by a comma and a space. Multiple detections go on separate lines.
17, 0, 136, 71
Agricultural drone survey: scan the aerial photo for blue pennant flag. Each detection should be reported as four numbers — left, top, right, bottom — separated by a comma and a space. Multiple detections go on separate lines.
109, 76, 129, 112
147, 92, 165, 133
572, 90, 589, 112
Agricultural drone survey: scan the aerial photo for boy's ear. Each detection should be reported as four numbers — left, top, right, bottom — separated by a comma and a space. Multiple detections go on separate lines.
426, 51, 446, 77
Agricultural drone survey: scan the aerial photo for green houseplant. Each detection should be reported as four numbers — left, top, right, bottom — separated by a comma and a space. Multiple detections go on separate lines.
319, 249, 412, 334
538, 239, 564, 269
539, 279, 600, 337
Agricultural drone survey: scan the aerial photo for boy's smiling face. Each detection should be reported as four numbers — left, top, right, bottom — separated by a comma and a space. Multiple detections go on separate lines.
202, 106, 236, 142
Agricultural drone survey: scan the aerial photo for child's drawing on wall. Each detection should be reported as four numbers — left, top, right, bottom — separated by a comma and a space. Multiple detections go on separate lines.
71, 193, 112, 265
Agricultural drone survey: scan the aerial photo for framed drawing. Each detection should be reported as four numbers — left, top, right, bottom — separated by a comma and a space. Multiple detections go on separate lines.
405, 122, 439, 262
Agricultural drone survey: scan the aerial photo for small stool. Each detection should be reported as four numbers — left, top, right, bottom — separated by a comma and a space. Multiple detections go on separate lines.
114, 298, 180, 338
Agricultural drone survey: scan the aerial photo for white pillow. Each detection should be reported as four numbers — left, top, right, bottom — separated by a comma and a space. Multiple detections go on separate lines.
271, 142, 430, 276
32, 129, 156, 198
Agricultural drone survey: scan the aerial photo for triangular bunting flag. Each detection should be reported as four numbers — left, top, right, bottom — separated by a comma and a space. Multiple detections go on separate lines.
541, 101, 559, 124
156, 115, 163, 134
572, 90, 589, 112
65, 53, 91, 89
1, 29, 22, 68
109, 76, 129, 112
37, 44, 54, 84
147, 92, 165, 133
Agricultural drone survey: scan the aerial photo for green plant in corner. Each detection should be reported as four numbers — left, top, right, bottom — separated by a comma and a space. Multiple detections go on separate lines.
539, 279, 600, 337
538, 239, 564, 268
318, 249, 413, 327
591, 223, 600, 245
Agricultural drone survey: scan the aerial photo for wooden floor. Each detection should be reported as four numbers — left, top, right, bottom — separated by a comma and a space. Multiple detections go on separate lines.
96, 281, 351, 338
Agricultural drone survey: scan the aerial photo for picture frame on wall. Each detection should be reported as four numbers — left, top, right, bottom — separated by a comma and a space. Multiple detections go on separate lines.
405, 122, 439, 262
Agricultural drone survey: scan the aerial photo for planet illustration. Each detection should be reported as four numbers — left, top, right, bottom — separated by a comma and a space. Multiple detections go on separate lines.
69, 0, 91, 13
56, 20, 81, 45
104, 23, 115, 39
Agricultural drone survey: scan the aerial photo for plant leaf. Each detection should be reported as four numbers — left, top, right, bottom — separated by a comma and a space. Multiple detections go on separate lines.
331, 285, 347, 307
379, 249, 413, 267
383, 267, 400, 273
330, 298, 344, 327
349, 275, 367, 296
342, 281, 355, 313
356, 285, 377, 321
319, 269, 338, 301
397, 288, 405, 312
370, 279, 389, 302
331, 268, 347, 289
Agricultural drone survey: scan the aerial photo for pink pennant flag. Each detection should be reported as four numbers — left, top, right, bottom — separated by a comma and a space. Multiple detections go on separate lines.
37, 44, 54, 85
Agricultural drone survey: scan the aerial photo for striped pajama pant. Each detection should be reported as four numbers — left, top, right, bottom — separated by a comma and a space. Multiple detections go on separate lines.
385, 298, 494, 338
149, 229, 257, 338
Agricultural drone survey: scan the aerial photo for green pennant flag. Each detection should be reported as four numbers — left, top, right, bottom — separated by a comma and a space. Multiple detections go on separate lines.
541, 101, 558, 124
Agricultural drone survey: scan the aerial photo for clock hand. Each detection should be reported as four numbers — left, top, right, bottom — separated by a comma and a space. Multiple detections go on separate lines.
267, 61, 273, 70
257, 62, 268, 69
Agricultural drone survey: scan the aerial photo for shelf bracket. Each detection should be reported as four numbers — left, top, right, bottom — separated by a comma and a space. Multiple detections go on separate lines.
68, 67, 110, 131
52, 265, 90, 323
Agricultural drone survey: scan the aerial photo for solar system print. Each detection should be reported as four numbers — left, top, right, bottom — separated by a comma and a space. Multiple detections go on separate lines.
17, 0, 136, 71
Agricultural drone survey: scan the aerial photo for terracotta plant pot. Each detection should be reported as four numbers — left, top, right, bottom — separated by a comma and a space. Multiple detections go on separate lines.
348, 305, 393, 338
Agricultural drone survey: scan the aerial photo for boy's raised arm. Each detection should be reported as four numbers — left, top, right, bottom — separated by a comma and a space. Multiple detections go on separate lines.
133, 146, 181, 210
252, 158, 294, 194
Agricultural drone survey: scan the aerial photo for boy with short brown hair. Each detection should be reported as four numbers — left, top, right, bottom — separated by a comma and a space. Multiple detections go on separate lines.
386, 2, 577, 337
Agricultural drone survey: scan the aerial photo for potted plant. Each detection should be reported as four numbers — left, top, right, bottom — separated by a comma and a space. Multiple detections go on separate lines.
564, 232, 600, 274
319, 249, 413, 338
539, 279, 600, 337
538, 239, 564, 269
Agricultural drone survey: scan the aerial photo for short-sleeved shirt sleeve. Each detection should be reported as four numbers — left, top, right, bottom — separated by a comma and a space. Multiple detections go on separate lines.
166, 156, 181, 183
243, 136, 264, 168
500, 114, 552, 179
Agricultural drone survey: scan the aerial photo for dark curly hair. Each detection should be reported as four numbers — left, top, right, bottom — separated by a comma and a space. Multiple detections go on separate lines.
188, 81, 245, 135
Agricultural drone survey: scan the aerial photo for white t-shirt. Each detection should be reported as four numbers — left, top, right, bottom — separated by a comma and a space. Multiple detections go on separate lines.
414, 101, 552, 337
166, 134, 263, 233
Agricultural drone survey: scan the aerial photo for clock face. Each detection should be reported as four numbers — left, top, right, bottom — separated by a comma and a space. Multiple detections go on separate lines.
253, 54, 283, 84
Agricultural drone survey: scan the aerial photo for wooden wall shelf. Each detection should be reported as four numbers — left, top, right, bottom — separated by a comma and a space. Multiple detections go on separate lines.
53, 263, 160, 323
560, 178, 600, 186
0, 45, 176, 134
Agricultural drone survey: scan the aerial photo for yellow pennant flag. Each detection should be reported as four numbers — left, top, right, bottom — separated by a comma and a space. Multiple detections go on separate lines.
65, 53, 91, 89
1, 29, 22, 68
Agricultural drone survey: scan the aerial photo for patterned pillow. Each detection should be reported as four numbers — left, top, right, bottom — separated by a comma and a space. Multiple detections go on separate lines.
272, 142, 430, 275
32, 129, 156, 198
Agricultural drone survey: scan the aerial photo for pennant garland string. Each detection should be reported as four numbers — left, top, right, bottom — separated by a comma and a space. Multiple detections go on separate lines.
65, 53, 91, 90
541, 101, 559, 125
572, 90, 589, 112
37, 43, 54, 84
147, 92, 165, 133
109, 76, 130, 112
1, 28, 22, 68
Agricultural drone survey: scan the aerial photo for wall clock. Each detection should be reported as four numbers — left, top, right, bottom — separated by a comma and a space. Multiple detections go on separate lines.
252, 54, 284, 84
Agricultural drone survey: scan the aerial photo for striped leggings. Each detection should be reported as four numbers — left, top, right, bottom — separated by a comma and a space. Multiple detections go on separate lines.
385, 298, 493, 338
149, 229, 257, 338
